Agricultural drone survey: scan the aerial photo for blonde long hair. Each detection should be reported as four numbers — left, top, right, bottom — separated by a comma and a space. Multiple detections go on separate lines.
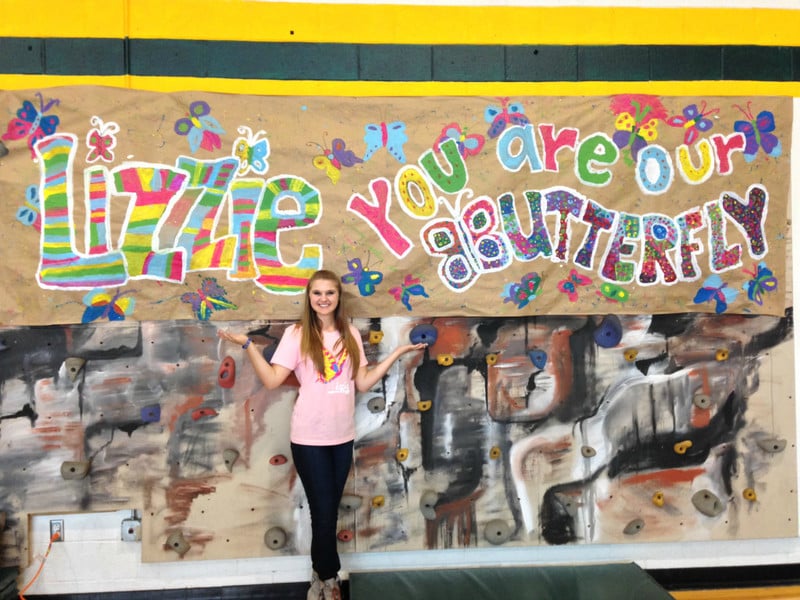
299, 270, 362, 378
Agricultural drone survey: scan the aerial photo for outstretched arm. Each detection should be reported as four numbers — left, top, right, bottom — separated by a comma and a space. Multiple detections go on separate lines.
217, 330, 292, 390
354, 343, 426, 392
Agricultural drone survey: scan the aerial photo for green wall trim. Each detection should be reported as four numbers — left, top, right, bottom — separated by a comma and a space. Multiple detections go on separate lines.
0, 38, 798, 82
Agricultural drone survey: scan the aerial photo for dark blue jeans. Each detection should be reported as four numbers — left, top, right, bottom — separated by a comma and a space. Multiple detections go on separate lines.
291, 440, 354, 581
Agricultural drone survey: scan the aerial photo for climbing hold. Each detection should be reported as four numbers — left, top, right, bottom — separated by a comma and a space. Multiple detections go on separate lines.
623, 518, 645, 535
489, 446, 501, 459
366, 396, 386, 413
269, 454, 288, 466
485, 353, 499, 366
692, 393, 712, 410
419, 491, 438, 520
191, 407, 218, 421
594, 315, 623, 348
218, 356, 236, 389
715, 348, 730, 361
743, 488, 757, 502
527, 349, 547, 369
623, 349, 639, 362
337, 529, 354, 543
581, 446, 597, 458
652, 491, 665, 507
64, 357, 86, 382
436, 354, 454, 366
395, 448, 409, 462
264, 527, 287, 550
691, 489, 725, 517
60, 460, 91, 480
262, 344, 276, 363
369, 330, 384, 344
409, 324, 438, 346
165, 531, 191, 557
371, 495, 385, 509
673, 440, 693, 455
140, 404, 161, 423
757, 437, 787, 453
340, 494, 363, 511
483, 519, 511, 545
417, 400, 432, 412
223, 448, 239, 472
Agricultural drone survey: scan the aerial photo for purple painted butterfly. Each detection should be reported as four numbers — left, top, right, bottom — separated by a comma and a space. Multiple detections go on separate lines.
181, 277, 237, 321
436, 122, 485, 158
665, 101, 719, 145
363, 121, 408, 163
502, 272, 542, 310
17, 184, 41, 232
2, 92, 60, 158
732, 101, 782, 163
174, 101, 225, 153
309, 134, 363, 184
341, 258, 383, 297
484, 97, 529, 139
693, 274, 738, 314
389, 274, 429, 311
81, 288, 136, 323
742, 262, 778, 306
232, 125, 270, 175
85, 116, 120, 163
557, 269, 592, 302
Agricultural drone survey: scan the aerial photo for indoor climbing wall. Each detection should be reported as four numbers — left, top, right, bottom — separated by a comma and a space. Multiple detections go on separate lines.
0, 312, 794, 563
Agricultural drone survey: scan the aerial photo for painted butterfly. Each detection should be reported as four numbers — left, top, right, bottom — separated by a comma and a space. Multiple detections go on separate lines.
16, 184, 41, 232
732, 101, 781, 163
341, 258, 383, 297
484, 98, 529, 139
309, 135, 362, 184
389, 274, 429, 312
232, 125, 270, 175
181, 277, 237, 321
2, 92, 60, 158
174, 100, 225, 153
85, 116, 120, 163
742, 262, 778, 306
693, 274, 738, 314
556, 269, 592, 302
501, 272, 542, 309
597, 282, 630, 304
436, 123, 484, 158
363, 121, 408, 163
665, 101, 719, 145
81, 288, 136, 323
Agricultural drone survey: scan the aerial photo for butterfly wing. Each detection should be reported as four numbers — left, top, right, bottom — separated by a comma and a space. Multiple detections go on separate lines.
249, 139, 270, 172
462, 134, 485, 157
357, 271, 383, 296
38, 114, 59, 136
16, 206, 37, 226
386, 122, 408, 163
313, 155, 340, 184
362, 124, 383, 161
331, 138, 363, 167
734, 120, 759, 159
181, 291, 204, 317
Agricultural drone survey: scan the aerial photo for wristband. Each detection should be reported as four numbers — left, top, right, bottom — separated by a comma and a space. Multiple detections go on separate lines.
242, 338, 252, 350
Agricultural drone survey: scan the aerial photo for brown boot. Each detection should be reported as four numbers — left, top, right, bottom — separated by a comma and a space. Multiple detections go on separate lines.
321, 576, 341, 600
307, 571, 323, 600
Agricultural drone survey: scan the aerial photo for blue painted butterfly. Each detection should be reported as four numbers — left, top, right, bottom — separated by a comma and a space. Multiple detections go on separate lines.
181, 277, 237, 321
389, 274, 429, 311
232, 125, 270, 175
693, 274, 738, 314
501, 272, 542, 309
81, 288, 136, 323
174, 101, 225, 153
17, 184, 41, 231
363, 121, 408, 163
484, 97, 529, 139
436, 123, 484, 158
665, 101, 719, 145
733, 101, 781, 163
2, 92, 60, 158
742, 262, 778, 306
341, 258, 383, 297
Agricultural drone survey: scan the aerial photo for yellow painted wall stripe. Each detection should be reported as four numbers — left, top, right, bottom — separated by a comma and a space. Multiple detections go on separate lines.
1, 1, 799, 46
0, 74, 799, 97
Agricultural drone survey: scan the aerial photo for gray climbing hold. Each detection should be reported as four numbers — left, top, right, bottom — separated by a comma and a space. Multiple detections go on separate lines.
692, 393, 712, 409
64, 357, 86, 382
757, 437, 787, 453
340, 494, 363, 511
60, 460, 90, 480
483, 519, 511, 545
419, 491, 438, 520
223, 449, 239, 472
623, 518, 645, 535
366, 395, 386, 414
691, 489, 725, 517
581, 445, 597, 458
166, 531, 190, 556
264, 527, 287, 550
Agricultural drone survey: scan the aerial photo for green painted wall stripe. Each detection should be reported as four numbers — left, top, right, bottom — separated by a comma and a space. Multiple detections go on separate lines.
0, 38, 798, 82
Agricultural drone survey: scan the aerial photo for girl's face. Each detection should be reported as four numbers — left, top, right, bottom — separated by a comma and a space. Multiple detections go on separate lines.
308, 278, 339, 318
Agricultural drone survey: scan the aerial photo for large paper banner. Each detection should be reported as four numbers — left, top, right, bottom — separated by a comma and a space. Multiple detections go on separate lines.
0, 89, 791, 325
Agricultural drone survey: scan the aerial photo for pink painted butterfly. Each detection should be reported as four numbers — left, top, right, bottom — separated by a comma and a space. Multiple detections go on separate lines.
610, 95, 668, 165
85, 116, 120, 163
81, 288, 136, 323
363, 121, 408, 163
557, 269, 592, 302
2, 92, 60, 158
181, 277, 237, 321
232, 125, 270, 175
17, 184, 41, 232
693, 274, 738, 314
341, 258, 383, 297
502, 272, 542, 309
389, 274, 429, 311
665, 101, 719, 145
174, 100, 225, 153
742, 262, 778, 306
484, 97, 529, 139
436, 123, 485, 158
732, 101, 782, 163
309, 134, 363, 184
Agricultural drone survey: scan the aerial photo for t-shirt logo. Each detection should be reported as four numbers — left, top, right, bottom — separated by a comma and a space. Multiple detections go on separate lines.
318, 347, 349, 383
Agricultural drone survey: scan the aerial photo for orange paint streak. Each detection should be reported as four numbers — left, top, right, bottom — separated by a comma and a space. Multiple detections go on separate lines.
168, 396, 205, 432
622, 467, 705, 487
428, 319, 469, 355
691, 405, 711, 428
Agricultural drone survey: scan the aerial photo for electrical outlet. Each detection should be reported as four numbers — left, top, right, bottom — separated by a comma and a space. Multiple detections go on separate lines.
50, 519, 64, 542
121, 518, 141, 542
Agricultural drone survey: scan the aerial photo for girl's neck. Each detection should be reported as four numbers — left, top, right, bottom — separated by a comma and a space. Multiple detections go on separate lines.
317, 314, 336, 332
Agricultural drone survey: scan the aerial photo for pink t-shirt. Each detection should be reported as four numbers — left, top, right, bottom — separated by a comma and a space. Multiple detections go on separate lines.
271, 323, 367, 446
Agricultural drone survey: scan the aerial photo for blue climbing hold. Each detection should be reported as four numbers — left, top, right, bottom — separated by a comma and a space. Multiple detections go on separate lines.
141, 404, 161, 423
409, 324, 438, 346
527, 349, 547, 369
594, 315, 623, 348
263, 344, 277, 363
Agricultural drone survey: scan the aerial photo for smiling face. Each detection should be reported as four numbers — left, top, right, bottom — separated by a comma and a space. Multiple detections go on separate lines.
308, 277, 340, 321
